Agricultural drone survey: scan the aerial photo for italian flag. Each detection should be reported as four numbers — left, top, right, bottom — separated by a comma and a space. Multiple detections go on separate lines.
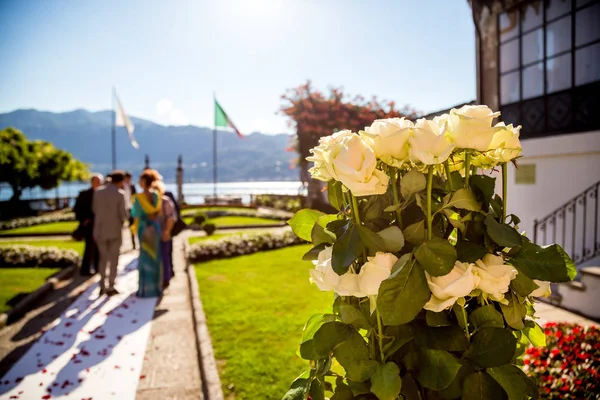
215, 99, 243, 138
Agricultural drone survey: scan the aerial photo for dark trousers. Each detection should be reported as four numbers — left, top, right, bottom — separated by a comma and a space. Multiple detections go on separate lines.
81, 231, 99, 274
161, 240, 173, 284
128, 214, 136, 249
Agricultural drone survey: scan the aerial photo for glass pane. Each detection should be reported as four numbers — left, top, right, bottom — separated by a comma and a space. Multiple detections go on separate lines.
575, 43, 600, 86
522, 62, 544, 99
501, 39, 520, 72
547, 0, 572, 20
500, 10, 519, 42
547, 53, 573, 92
576, 3, 600, 46
522, 2, 543, 31
501, 71, 520, 105
522, 29, 544, 65
576, 0, 594, 8
547, 17, 572, 56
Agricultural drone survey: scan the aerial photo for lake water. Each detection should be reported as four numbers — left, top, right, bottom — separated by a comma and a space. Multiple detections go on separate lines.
0, 181, 306, 205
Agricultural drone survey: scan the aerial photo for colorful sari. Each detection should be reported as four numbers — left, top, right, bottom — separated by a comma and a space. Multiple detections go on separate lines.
131, 192, 163, 298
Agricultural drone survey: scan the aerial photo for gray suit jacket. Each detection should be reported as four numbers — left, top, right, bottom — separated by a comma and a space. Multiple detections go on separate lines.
92, 184, 128, 241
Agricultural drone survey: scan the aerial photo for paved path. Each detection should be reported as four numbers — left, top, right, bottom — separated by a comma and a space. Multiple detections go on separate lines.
535, 301, 597, 327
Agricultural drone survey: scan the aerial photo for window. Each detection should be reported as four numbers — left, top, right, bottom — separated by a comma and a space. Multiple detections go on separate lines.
498, 0, 600, 106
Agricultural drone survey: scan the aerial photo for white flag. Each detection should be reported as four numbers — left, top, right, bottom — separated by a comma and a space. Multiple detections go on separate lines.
114, 92, 139, 149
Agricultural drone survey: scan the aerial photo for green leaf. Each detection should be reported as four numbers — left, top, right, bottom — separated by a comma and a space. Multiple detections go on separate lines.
313, 321, 353, 356
403, 220, 426, 245
489, 195, 504, 220
462, 372, 507, 400
331, 378, 355, 400
443, 209, 466, 232
339, 304, 372, 330
309, 378, 326, 400
417, 348, 462, 390
377, 261, 430, 325
415, 325, 470, 352
332, 223, 361, 275
371, 363, 402, 400
400, 169, 426, 200
455, 241, 488, 263
347, 379, 370, 396
444, 188, 482, 212
311, 214, 339, 245
415, 237, 457, 277
466, 328, 517, 368
523, 320, 546, 347
401, 374, 423, 400
377, 226, 405, 252
383, 325, 415, 358
499, 292, 526, 330
357, 225, 386, 254
302, 243, 328, 261
512, 330, 530, 361
288, 209, 325, 242
333, 331, 379, 382
282, 375, 311, 400
484, 214, 522, 248
509, 271, 539, 296
299, 314, 337, 360
469, 305, 504, 330
487, 364, 539, 400
469, 175, 496, 209
426, 310, 452, 327
510, 242, 576, 282
440, 365, 475, 400
328, 180, 345, 211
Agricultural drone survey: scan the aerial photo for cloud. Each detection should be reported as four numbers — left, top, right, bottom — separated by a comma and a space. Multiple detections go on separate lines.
155, 98, 188, 126
249, 117, 291, 135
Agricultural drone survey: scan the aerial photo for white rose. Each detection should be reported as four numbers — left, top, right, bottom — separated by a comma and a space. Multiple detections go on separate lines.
307, 130, 355, 182
361, 118, 413, 167
337, 273, 365, 297
409, 118, 455, 165
447, 105, 501, 151
307, 130, 389, 197
488, 122, 522, 163
531, 280, 552, 297
358, 252, 398, 296
309, 246, 340, 291
424, 261, 480, 312
473, 254, 518, 303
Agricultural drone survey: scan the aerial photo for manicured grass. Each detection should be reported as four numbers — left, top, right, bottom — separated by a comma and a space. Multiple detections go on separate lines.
0, 221, 78, 235
188, 233, 232, 245
183, 215, 283, 228
0, 268, 61, 314
0, 239, 84, 254
195, 245, 332, 399
181, 206, 253, 216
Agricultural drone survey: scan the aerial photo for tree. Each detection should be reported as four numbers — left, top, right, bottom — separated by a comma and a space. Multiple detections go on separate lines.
279, 81, 419, 209
0, 127, 88, 202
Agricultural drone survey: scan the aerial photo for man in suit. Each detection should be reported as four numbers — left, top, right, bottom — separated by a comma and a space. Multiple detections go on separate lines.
74, 173, 103, 276
93, 170, 128, 296
123, 172, 137, 249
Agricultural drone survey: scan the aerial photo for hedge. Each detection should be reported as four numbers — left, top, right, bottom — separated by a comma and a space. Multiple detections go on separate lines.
0, 212, 76, 231
0, 245, 80, 269
187, 230, 303, 263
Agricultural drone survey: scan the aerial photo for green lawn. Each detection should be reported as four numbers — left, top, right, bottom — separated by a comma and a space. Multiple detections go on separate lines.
181, 206, 253, 216
183, 215, 283, 228
188, 233, 232, 245
0, 268, 61, 314
0, 221, 78, 236
0, 239, 84, 254
195, 245, 332, 399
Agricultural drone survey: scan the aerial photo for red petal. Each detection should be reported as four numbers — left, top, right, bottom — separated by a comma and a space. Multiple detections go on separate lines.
42, 395, 51, 399
139, 375, 146, 379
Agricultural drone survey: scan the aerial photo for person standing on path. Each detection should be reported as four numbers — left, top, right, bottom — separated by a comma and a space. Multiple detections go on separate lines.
123, 171, 138, 249
155, 180, 176, 288
93, 170, 128, 296
74, 173, 103, 276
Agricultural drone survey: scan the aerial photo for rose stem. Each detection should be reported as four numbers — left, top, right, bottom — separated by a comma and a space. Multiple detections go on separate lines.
444, 160, 453, 192
502, 163, 508, 223
350, 193, 367, 263
426, 165, 434, 241
376, 308, 385, 363
463, 151, 471, 189
390, 168, 403, 228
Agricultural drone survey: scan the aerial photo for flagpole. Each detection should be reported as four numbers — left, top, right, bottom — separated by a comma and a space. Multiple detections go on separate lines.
213, 92, 217, 202
111, 87, 116, 171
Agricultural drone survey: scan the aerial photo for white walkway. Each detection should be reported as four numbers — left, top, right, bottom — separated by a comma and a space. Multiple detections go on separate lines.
0, 252, 159, 400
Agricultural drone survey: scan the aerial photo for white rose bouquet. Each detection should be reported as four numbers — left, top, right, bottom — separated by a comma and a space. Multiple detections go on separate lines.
284, 105, 576, 400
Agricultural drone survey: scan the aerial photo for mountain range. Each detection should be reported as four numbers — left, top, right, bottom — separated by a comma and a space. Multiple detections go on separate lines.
0, 109, 298, 182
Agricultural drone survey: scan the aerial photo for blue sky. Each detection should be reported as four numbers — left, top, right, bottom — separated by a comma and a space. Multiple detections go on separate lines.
0, 0, 476, 134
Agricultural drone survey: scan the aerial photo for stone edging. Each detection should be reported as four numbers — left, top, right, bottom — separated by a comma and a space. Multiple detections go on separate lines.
0, 265, 78, 329
185, 241, 224, 400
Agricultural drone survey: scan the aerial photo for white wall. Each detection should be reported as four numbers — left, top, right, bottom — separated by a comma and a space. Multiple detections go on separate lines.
492, 130, 600, 260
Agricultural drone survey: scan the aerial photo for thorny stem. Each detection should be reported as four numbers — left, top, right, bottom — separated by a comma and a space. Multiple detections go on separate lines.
426, 166, 434, 241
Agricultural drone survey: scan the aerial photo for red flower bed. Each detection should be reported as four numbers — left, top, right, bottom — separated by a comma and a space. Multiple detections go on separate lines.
523, 322, 600, 399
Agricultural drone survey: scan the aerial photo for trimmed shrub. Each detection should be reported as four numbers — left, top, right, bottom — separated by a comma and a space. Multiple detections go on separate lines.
194, 212, 208, 225
202, 222, 217, 236
187, 230, 303, 263
0, 211, 76, 231
0, 245, 80, 269
523, 322, 600, 399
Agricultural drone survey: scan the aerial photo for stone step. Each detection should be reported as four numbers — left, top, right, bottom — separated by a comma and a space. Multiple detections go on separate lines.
554, 266, 600, 320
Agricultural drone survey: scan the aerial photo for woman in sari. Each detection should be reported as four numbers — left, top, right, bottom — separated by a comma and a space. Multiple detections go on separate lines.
131, 169, 163, 298
155, 180, 176, 289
